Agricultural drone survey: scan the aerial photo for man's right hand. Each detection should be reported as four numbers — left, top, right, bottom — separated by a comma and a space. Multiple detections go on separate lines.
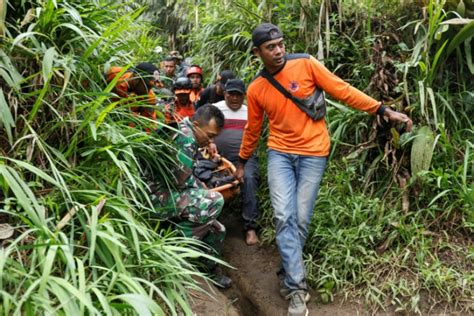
234, 163, 245, 183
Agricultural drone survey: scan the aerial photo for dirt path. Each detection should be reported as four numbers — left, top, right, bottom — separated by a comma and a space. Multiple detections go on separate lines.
189, 211, 363, 315
190, 212, 461, 315
188, 276, 239, 316
219, 213, 362, 315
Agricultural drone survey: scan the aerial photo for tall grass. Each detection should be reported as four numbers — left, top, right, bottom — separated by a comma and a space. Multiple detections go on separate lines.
0, 1, 217, 314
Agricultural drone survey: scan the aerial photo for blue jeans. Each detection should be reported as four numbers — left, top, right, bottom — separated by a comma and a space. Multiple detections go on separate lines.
241, 155, 260, 231
227, 154, 260, 231
267, 149, 327, 291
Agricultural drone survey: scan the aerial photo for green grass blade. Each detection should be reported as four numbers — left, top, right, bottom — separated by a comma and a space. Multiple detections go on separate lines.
42, 47, 56, 83
0, 89, 15, 145
50, 276, 98, 314
111, 293, 163, 316
446, 20, 474, 57
2, 157, 60, 187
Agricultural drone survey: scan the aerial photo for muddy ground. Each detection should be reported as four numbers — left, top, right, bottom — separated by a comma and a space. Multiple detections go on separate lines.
188, 211, 461, 315
190, 212, 361, 315
188, 209, 465, 315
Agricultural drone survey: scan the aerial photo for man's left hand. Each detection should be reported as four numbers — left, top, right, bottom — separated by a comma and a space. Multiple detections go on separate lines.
234, 163, 245, 183
384, 108, 413, 131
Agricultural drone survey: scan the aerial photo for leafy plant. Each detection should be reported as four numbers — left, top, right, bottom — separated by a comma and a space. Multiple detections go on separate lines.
0, 1, 218, 314
411, 126, 436, 175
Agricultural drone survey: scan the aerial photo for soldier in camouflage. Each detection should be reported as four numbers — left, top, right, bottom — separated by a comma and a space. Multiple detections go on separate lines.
149, 104, 232, 288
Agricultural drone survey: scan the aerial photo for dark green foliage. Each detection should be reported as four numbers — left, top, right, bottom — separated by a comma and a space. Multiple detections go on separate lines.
154, 0, 473, 313
1, 0, 472, 314
0, 1, 220, 314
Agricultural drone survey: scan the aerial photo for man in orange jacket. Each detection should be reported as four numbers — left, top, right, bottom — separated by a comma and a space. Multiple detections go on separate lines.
106, 62, 160, 121
235, 23, 413, 316
186, 65, 204, 104
164, 77, 195, 126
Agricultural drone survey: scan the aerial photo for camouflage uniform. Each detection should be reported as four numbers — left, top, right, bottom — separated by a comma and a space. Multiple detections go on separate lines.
149, 117, 225, 259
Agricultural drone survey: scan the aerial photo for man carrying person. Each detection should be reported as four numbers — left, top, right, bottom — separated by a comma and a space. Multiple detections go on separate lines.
213, 79, 260, 246
164, 77, 195, 126
186, 65, 205, 104
196, 70, 235, 110
149, 104, 232, 288
235, 23, 413, 316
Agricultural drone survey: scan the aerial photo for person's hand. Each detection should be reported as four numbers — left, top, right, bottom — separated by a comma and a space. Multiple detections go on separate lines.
234, 163, 245, 183
384, 108, 413, 131
197, 178, 208, 189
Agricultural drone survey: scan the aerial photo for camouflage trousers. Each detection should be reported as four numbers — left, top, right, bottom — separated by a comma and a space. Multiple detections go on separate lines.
153, 188, 225, 258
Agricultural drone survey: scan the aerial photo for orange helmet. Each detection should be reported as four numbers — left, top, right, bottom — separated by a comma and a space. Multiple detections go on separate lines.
186, 65, 203, 78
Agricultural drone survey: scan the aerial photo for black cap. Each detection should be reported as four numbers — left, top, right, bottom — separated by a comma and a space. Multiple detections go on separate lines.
224, 79, 245, 94
134, 62, 160, 76
173, 76, 192, 93
252, 23, 283, 47
218, 70, 235, 85
134, 62, 160, 89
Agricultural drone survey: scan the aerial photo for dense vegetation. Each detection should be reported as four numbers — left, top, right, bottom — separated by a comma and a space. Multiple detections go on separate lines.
0, 1, 218, 314
0, 0, 472, 314
153, 0, 473, 313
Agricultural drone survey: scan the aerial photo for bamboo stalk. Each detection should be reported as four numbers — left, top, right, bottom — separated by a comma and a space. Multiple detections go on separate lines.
56, 206, 79, 231
56, 199, 106, 231
0, 0, 6, 36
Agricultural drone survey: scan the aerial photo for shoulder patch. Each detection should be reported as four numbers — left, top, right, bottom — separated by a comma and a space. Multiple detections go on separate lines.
286, 53, 310, 60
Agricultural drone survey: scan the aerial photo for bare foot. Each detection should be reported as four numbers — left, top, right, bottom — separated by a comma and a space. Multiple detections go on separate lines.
245, 229, 259, 246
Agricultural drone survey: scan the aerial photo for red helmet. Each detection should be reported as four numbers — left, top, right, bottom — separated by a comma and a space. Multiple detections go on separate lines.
186, 65, 203, 78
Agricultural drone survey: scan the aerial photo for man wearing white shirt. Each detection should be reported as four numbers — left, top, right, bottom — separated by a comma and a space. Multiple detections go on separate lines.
213, 79, 260, 245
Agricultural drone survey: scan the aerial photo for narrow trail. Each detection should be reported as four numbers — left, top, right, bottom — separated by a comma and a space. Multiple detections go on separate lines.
190, 211, 362, 315
189, 211, 459, 315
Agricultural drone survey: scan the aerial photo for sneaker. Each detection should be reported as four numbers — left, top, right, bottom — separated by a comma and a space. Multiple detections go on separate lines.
280, 286, 311, 302
287, 290, 309, 316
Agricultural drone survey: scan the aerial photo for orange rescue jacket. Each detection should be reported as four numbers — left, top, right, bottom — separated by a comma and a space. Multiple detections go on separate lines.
240, 54, 380, 160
